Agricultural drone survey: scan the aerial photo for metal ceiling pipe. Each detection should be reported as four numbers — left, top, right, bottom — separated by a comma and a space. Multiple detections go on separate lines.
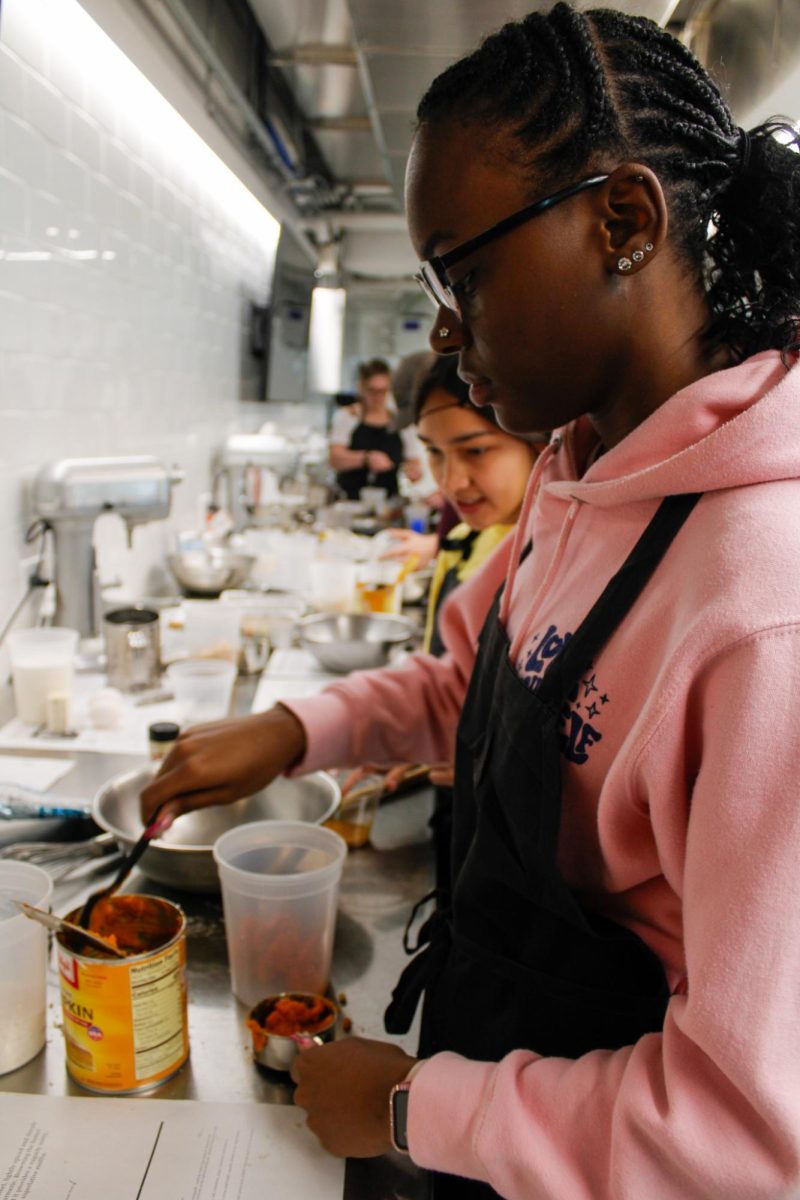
352, 41, 395, 195
306, 213, 408, 234
310, 116, 373, 132
271, 44, 358, 67
158, 0, 321, 264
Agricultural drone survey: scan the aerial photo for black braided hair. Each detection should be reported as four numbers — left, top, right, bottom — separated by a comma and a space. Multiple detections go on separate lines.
417, 3, 800, 363
413, 353, 495, 424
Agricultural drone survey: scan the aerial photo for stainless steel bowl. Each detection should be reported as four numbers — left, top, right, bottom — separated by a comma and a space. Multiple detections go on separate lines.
166, 549, 256, 597
248, 992, 339, 1072
295, 612, 417, 673
93, 767, 340, 893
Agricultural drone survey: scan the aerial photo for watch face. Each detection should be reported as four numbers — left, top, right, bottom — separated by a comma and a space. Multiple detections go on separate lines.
391, 1085, 410, 1153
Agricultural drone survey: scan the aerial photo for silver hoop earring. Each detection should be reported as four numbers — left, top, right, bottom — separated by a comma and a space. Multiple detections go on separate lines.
617, 257, 633, 273
438, 327, 450, 338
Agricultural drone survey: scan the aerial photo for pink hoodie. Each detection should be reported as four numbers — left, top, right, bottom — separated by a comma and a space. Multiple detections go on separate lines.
287, 350, 800, 1199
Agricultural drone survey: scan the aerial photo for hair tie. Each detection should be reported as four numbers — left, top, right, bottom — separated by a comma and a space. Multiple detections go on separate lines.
736, 127, 752, 176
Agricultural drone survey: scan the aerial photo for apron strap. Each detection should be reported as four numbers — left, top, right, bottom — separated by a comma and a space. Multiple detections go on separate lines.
403, 889, 439, 953
440, 528, 481, 559
538, 493, 701, 702
385, 909, 451, 1035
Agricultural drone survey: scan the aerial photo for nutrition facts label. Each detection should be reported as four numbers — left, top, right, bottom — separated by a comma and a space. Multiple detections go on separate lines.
129, 945, 186, 1080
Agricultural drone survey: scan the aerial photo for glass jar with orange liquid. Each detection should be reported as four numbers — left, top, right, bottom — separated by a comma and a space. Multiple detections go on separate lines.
355, 564, 402, 615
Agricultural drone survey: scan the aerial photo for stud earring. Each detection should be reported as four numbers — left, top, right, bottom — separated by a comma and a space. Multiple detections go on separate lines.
438, 326, 450, 338
632, 250, 644, 263
644, 242, 654, 252
617, 257, 633, 273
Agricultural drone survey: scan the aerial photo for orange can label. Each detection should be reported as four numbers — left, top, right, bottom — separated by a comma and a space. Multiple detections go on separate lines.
57, 899, 189, 1093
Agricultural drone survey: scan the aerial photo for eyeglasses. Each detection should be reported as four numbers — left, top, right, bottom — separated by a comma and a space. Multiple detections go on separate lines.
414, 173, 610, 317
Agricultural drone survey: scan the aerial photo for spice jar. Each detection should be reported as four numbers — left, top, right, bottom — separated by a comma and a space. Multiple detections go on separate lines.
148, 721, 180, 762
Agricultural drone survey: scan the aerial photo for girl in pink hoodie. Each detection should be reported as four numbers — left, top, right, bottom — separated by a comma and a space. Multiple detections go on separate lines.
142, 5, 800, 1196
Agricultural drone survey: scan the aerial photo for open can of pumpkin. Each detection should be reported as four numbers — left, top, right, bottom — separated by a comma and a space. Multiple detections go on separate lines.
56, 894, 189, 1094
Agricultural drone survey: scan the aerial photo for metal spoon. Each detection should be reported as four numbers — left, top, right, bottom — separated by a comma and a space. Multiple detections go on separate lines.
15, 900, 127, 958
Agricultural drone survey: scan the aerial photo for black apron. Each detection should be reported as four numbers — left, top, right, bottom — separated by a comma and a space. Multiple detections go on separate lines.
336, 422, 404, 500
427, 528, 480, 906
385, 493, 701, 1200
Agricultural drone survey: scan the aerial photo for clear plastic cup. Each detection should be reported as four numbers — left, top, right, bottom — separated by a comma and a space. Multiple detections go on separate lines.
166, 658, 237, 726
213, 820, 347, 1006
359, 486, 389, 516
356, 562, 402, 614
7, 627, 79, 725
0, 862, 53, 1074
308, 559, 358, 613
181, 600, 242, 664
324, 772, 383, 849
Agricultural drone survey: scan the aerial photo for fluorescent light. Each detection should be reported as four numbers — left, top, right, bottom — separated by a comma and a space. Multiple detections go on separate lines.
307, 287, 346, 395
6, 0, 281, 253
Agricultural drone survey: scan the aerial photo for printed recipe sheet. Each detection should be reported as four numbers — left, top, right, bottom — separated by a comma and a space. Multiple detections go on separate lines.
0, 1093, 344, 1200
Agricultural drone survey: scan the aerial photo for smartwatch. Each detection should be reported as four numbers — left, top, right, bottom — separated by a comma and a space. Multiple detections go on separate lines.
389, 1080, 412, 1154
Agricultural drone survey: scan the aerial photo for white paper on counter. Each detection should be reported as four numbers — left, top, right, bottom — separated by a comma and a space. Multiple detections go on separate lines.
0, 673, 178, 757
0, 755, 74, 790
0, 1092, 344, 1200
250, 647, 337, 713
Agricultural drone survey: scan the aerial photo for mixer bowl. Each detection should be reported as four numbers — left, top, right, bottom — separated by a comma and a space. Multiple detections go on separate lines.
167, 549, 255, 597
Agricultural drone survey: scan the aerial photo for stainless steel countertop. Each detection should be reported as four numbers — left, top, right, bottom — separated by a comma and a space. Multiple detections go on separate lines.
0, 675, 433, 1199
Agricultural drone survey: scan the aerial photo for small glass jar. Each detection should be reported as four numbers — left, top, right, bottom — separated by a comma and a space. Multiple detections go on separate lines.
148, 721, 180, 762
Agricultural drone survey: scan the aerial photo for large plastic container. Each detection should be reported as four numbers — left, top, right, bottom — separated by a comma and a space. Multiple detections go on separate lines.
7, 626, 78, 725
166, 657, 237, 726
213, 820, 347, 1006
308, 559, 358, 614
181, 599, 242, 665
0, 861, 54, 1074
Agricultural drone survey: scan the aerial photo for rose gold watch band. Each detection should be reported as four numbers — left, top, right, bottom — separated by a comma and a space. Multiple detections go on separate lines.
389, 1080, 412, 1154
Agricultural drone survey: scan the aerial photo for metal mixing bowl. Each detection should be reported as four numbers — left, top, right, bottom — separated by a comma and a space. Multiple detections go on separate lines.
166, 549, 256, 597
93, 766, 340, 892
295, 612, 417, 673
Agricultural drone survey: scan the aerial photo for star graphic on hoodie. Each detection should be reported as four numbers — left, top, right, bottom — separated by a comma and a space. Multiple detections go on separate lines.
582, 674, 598, 698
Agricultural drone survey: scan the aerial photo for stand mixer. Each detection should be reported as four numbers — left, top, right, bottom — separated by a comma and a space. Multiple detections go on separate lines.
32, 456, 183, 638
212, 433, 303, 532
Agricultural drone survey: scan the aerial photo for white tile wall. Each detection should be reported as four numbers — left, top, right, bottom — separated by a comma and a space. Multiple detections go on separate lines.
0, 0, 283, 658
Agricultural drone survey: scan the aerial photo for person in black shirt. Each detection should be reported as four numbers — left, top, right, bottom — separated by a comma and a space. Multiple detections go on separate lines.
329, 358, 420, 499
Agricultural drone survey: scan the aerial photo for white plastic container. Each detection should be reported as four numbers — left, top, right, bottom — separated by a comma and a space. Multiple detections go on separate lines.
359, 486, 389, 516
166, 658, 237, 726
181, 600, 242, 665
213, 820, 347, 1006
7, 627, 79, 725
308, 559, 358, 614
0, 862, 53, 1074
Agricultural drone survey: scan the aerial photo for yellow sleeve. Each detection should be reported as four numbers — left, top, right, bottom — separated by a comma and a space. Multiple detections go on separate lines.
423, 548, 456, 653
422, 524, 513, 653
456, 524, 514, 584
